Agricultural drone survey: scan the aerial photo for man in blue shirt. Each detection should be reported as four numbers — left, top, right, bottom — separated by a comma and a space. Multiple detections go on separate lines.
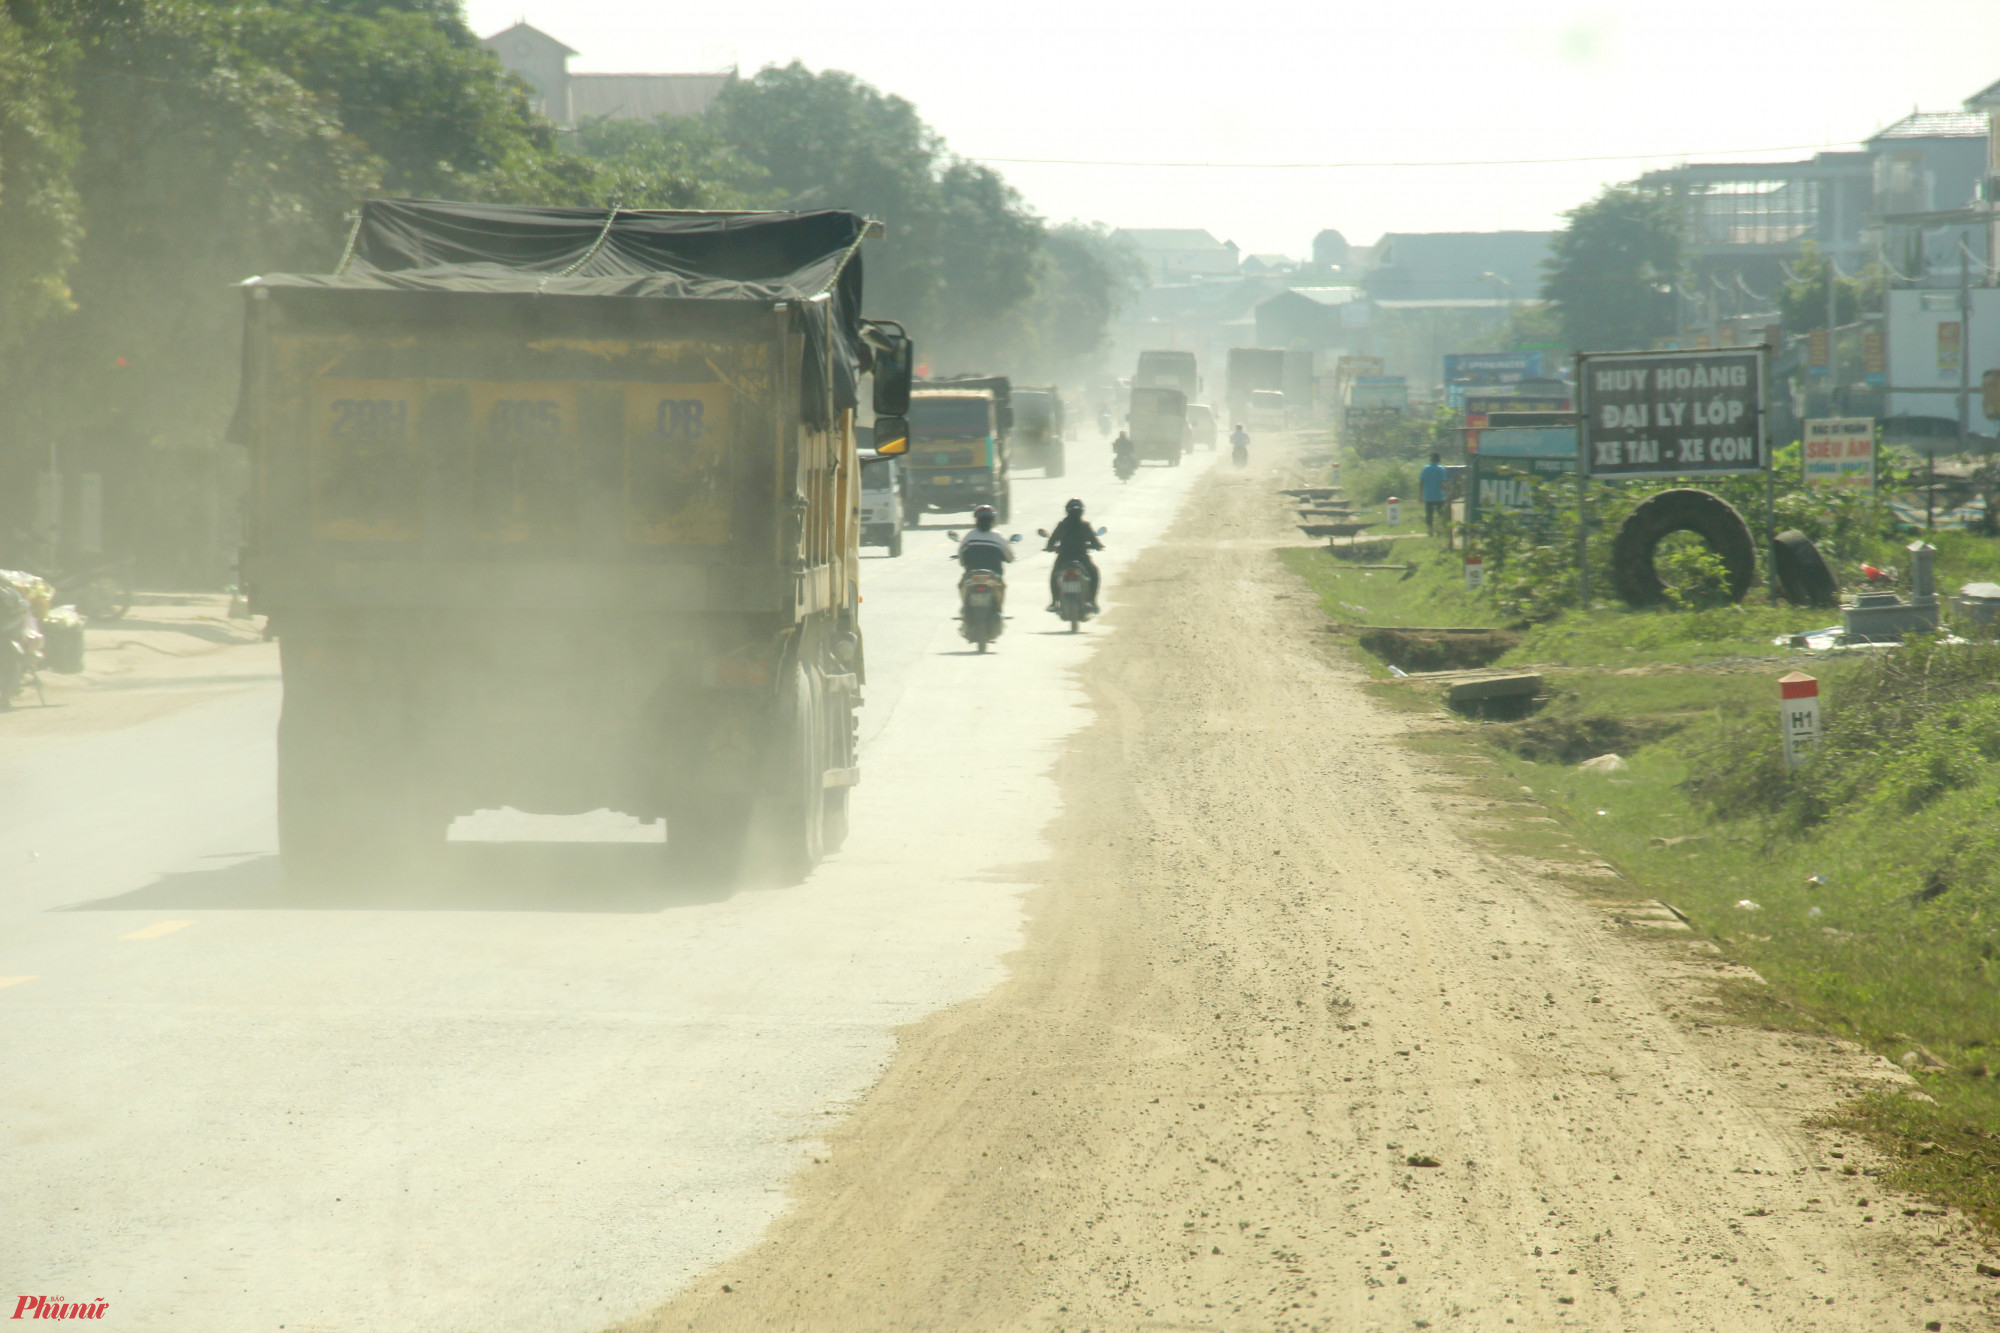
1419, 451, 1450, 536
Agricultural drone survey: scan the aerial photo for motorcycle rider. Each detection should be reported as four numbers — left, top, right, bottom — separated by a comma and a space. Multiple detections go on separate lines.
1112, 430, 1135, 461
1044, 498, 1103, 613
1229, 423, 1250, 455
956, 504, 1013, 574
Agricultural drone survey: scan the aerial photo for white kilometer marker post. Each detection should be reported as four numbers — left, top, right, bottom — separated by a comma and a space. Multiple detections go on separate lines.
1463, 555, 1483, 590
1779, 672, 1820, 771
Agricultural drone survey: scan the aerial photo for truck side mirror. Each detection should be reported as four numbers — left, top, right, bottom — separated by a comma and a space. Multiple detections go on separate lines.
871, 414, 909, 456
866, 321, 913, 416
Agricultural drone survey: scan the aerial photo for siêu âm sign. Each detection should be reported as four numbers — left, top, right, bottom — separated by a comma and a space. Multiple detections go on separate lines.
1577, 348, 1766, 479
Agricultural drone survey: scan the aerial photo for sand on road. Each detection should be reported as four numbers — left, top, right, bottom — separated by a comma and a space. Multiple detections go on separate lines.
625, 442, 1994, 1332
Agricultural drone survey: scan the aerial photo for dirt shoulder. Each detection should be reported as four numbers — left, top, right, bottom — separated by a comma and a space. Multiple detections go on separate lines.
621, 444, 1997, 1332
1, 593, 274, 740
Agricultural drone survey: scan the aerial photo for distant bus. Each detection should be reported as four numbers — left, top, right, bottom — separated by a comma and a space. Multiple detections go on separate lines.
1135, 349, 1199, 399
1129, 387, 1188, 465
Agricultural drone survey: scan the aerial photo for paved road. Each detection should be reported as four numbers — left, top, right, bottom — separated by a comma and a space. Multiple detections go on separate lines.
0, 443, 1220, 1332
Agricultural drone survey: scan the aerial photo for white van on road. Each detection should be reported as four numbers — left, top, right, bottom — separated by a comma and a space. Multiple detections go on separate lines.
861, 457, 905, 556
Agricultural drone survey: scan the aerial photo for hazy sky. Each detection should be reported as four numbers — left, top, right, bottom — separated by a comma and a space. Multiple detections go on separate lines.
467, 0, 2000, 257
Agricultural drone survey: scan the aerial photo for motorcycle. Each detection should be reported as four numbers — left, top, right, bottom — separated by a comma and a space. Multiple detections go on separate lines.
1113, 446, 1137, 483
1230, 434, 1249, 468
946, 530, 1022, 653
1037, 526, 1108, 632
0, 576, 47, 709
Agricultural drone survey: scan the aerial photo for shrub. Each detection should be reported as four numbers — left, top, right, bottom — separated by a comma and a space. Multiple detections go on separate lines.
1682, 637, 2000, 832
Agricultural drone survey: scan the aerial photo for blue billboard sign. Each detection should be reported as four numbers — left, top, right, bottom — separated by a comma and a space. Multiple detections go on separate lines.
1444, 351, 1545, 385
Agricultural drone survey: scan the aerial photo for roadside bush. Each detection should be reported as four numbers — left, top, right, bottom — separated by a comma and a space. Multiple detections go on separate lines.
1683, 637, 2000, 832
1656, 532, 1734, 610
1345, 406, 1459, 463
1346, 457, 1415, 505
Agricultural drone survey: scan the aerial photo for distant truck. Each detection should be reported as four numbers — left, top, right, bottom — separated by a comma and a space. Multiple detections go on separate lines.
905, 376, 1013, 520
234, 199, 913, 883
1009, 387, 1066, 477
1135, 349, 1200, 400
858, 456, 903, 557
1129, 386, 1188, 465
1226, 347, 1285, 422
1248, 390, 1286, 431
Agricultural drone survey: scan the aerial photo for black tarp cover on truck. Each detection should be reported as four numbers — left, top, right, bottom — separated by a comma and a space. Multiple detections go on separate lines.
240, 199, 872, 425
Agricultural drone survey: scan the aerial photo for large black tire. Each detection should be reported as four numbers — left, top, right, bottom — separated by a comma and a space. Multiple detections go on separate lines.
0, 647, 20, 709
760, 664, 827, 884
1771, 529, 1839, 607
1047, 446, 1065, 480
1609, 488, 1757, 608
995, 481, 1012, 523
886, 526, 903, 558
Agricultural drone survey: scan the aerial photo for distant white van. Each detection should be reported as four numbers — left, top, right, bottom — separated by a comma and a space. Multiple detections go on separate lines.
859, 457, 904, 556
1186, 402, 1217, 449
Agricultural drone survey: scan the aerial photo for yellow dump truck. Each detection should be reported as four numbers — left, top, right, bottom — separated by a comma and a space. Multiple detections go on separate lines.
902, 376, 1013, 521
232, 200, 913, 882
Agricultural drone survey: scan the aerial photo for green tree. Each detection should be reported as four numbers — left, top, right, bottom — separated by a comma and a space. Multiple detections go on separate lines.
1541, 186, 1683, 352
0, 1, 80, 350
565, 113, 765, 209
708, 62, 1044, 366
236, 0, 552, 199
1778, 240, 1882, 334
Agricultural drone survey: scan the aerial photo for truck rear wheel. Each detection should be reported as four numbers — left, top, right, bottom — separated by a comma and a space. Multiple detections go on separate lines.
995, 482, 1012, 522
760, 663, 827, 883
887, 526, 903, 557
1046, 447, 1065, 479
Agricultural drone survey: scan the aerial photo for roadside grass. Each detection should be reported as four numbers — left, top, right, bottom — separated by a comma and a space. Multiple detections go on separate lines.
1278, 543, 1491, 647
1281, 531, 1842, 670
1279, 524, 2000, 1232
1466, 672, 2000, 1230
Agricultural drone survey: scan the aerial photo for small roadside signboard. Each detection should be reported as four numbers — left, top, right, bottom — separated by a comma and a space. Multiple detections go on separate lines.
1803, 417, 1874, 488
1577, 347, 1766, 479
1465, 426, 1577, 524
1779, 672, 1820, 771
1463, 555, 1484, 590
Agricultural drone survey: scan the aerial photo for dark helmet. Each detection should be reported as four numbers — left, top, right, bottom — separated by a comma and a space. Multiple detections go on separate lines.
1065, 498, 1085, 516
973, 504, 997, 529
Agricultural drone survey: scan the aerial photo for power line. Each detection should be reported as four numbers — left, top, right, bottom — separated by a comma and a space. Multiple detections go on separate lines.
968, 141, 1854, 169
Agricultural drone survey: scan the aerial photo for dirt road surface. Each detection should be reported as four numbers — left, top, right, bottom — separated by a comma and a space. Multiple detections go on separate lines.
629, 443, 1996, 1332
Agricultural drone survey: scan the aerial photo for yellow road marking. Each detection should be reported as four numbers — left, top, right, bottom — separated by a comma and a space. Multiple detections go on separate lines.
121, 920, 196, 941
0, 976, 36, 988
